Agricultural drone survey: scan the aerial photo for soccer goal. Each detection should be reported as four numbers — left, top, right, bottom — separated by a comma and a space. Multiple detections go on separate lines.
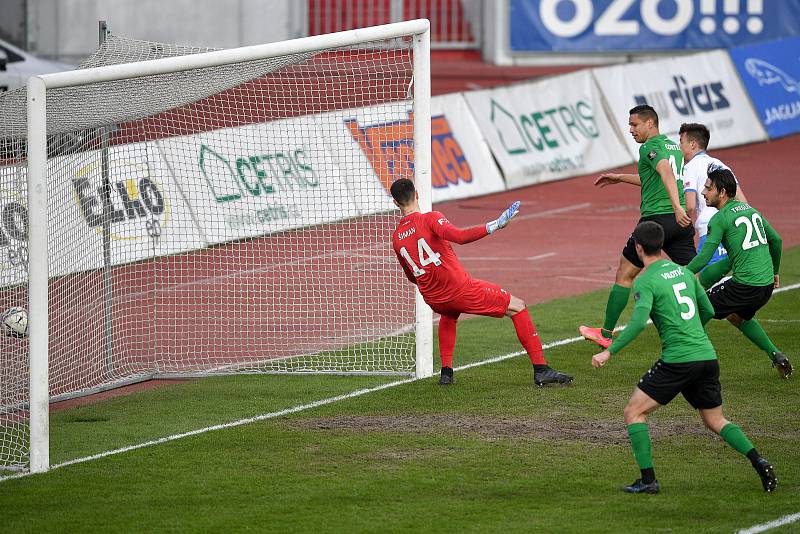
0, 19, 432, 474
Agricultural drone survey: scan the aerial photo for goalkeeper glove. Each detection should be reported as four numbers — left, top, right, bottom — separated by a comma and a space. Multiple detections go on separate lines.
486, 201, 521, 234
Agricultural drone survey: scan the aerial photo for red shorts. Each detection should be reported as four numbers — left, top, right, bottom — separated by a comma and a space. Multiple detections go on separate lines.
429, 278, 510, 318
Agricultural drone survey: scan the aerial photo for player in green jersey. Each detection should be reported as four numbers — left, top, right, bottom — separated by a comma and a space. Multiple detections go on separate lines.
592, 221, 777, 494
686, 167, 793, 379
581, 105, 695, 349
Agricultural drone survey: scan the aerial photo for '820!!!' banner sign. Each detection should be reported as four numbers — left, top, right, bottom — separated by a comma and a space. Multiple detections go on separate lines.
510, 0, 800, 52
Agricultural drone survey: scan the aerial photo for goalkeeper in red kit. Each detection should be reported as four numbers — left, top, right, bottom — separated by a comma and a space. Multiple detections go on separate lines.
390, 178, 572, 387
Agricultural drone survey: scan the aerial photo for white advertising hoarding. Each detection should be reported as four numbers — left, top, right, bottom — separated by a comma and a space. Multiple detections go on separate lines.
463, 70, 633, 189
0, 145, 206, 285
159, 117, 370, 247
67, 142, 207, 268
592, 50, 768, 158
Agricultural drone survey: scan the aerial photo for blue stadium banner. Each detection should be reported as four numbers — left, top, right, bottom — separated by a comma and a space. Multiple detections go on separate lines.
729, 37, 800, 139
510, 0, 800, 52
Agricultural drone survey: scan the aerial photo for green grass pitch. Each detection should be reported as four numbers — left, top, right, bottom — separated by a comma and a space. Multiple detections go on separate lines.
2, 247, 799, 533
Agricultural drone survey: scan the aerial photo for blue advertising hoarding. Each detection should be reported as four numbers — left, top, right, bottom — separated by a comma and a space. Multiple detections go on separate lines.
729, 36, 800, 139
510, 0, 800, 52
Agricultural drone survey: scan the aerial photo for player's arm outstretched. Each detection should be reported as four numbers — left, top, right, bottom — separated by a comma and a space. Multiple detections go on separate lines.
592, 283, 653, 368
486, 201, 521, 234
433, 201, 521, 244
594, 173, 641, 188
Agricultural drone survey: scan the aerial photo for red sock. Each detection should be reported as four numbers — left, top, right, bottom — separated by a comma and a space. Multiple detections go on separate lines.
438, 314, 458, 369
511, 309, 546, 365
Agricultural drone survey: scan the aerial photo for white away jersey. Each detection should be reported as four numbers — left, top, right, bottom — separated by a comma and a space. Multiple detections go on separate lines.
682, 152, 737, 237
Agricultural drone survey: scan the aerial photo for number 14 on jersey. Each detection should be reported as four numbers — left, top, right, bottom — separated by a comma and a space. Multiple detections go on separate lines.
400, 238, 441, 277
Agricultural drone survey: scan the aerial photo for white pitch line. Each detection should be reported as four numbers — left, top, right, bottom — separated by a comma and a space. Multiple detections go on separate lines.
3, 282, 798, 489
467, 267, 550, 272
0, 330, 592, 483
775, 282, 800, 293
462, 257, 523, 261
514, 202, 592, 222
462, 252, 557, 261
737, 512, 800, 534
557, 275, 616, 285
528, 252, 558, 261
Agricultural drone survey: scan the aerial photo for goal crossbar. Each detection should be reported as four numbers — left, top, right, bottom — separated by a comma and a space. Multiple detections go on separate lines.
37, 20, 430, 90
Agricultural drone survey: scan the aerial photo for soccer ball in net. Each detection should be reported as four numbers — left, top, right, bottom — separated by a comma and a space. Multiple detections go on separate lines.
1, 306, 28, 338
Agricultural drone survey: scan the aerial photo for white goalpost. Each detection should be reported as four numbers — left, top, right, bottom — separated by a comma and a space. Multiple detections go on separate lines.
2, 19, 433, 474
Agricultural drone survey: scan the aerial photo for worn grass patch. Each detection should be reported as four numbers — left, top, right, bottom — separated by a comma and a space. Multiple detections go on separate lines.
289, 414, 718, 445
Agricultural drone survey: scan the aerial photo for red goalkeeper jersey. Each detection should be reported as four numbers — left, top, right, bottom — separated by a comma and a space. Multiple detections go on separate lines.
392, 211, 487, 304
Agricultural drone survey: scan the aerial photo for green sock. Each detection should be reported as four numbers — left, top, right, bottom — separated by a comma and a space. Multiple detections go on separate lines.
626, 422, 653, 469
698, 258, 730, 289
602, 284, 630, 337
720, 423, 755, 456
738, 319, 780, 361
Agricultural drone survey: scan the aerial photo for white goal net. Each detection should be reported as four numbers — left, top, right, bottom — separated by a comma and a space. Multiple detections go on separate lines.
0, 20, 432, 472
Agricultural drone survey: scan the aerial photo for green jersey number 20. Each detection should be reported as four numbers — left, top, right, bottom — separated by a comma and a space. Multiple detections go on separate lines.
735, 213, 768, 250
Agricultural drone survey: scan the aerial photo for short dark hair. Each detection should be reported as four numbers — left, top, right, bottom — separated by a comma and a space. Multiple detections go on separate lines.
390, 178, 416, 206
679, 123, 710, 150
707, 167, 737, 198
629, 104, 659, 127
633, 221, 664, 256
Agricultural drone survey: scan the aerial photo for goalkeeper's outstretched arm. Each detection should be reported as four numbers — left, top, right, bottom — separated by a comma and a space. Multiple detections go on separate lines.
486, 201, 521, 234
434, 201, 521, 244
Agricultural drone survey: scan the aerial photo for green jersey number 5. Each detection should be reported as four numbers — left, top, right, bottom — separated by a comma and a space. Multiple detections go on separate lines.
735, 213, 768, 250
672, 282, 696, 320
